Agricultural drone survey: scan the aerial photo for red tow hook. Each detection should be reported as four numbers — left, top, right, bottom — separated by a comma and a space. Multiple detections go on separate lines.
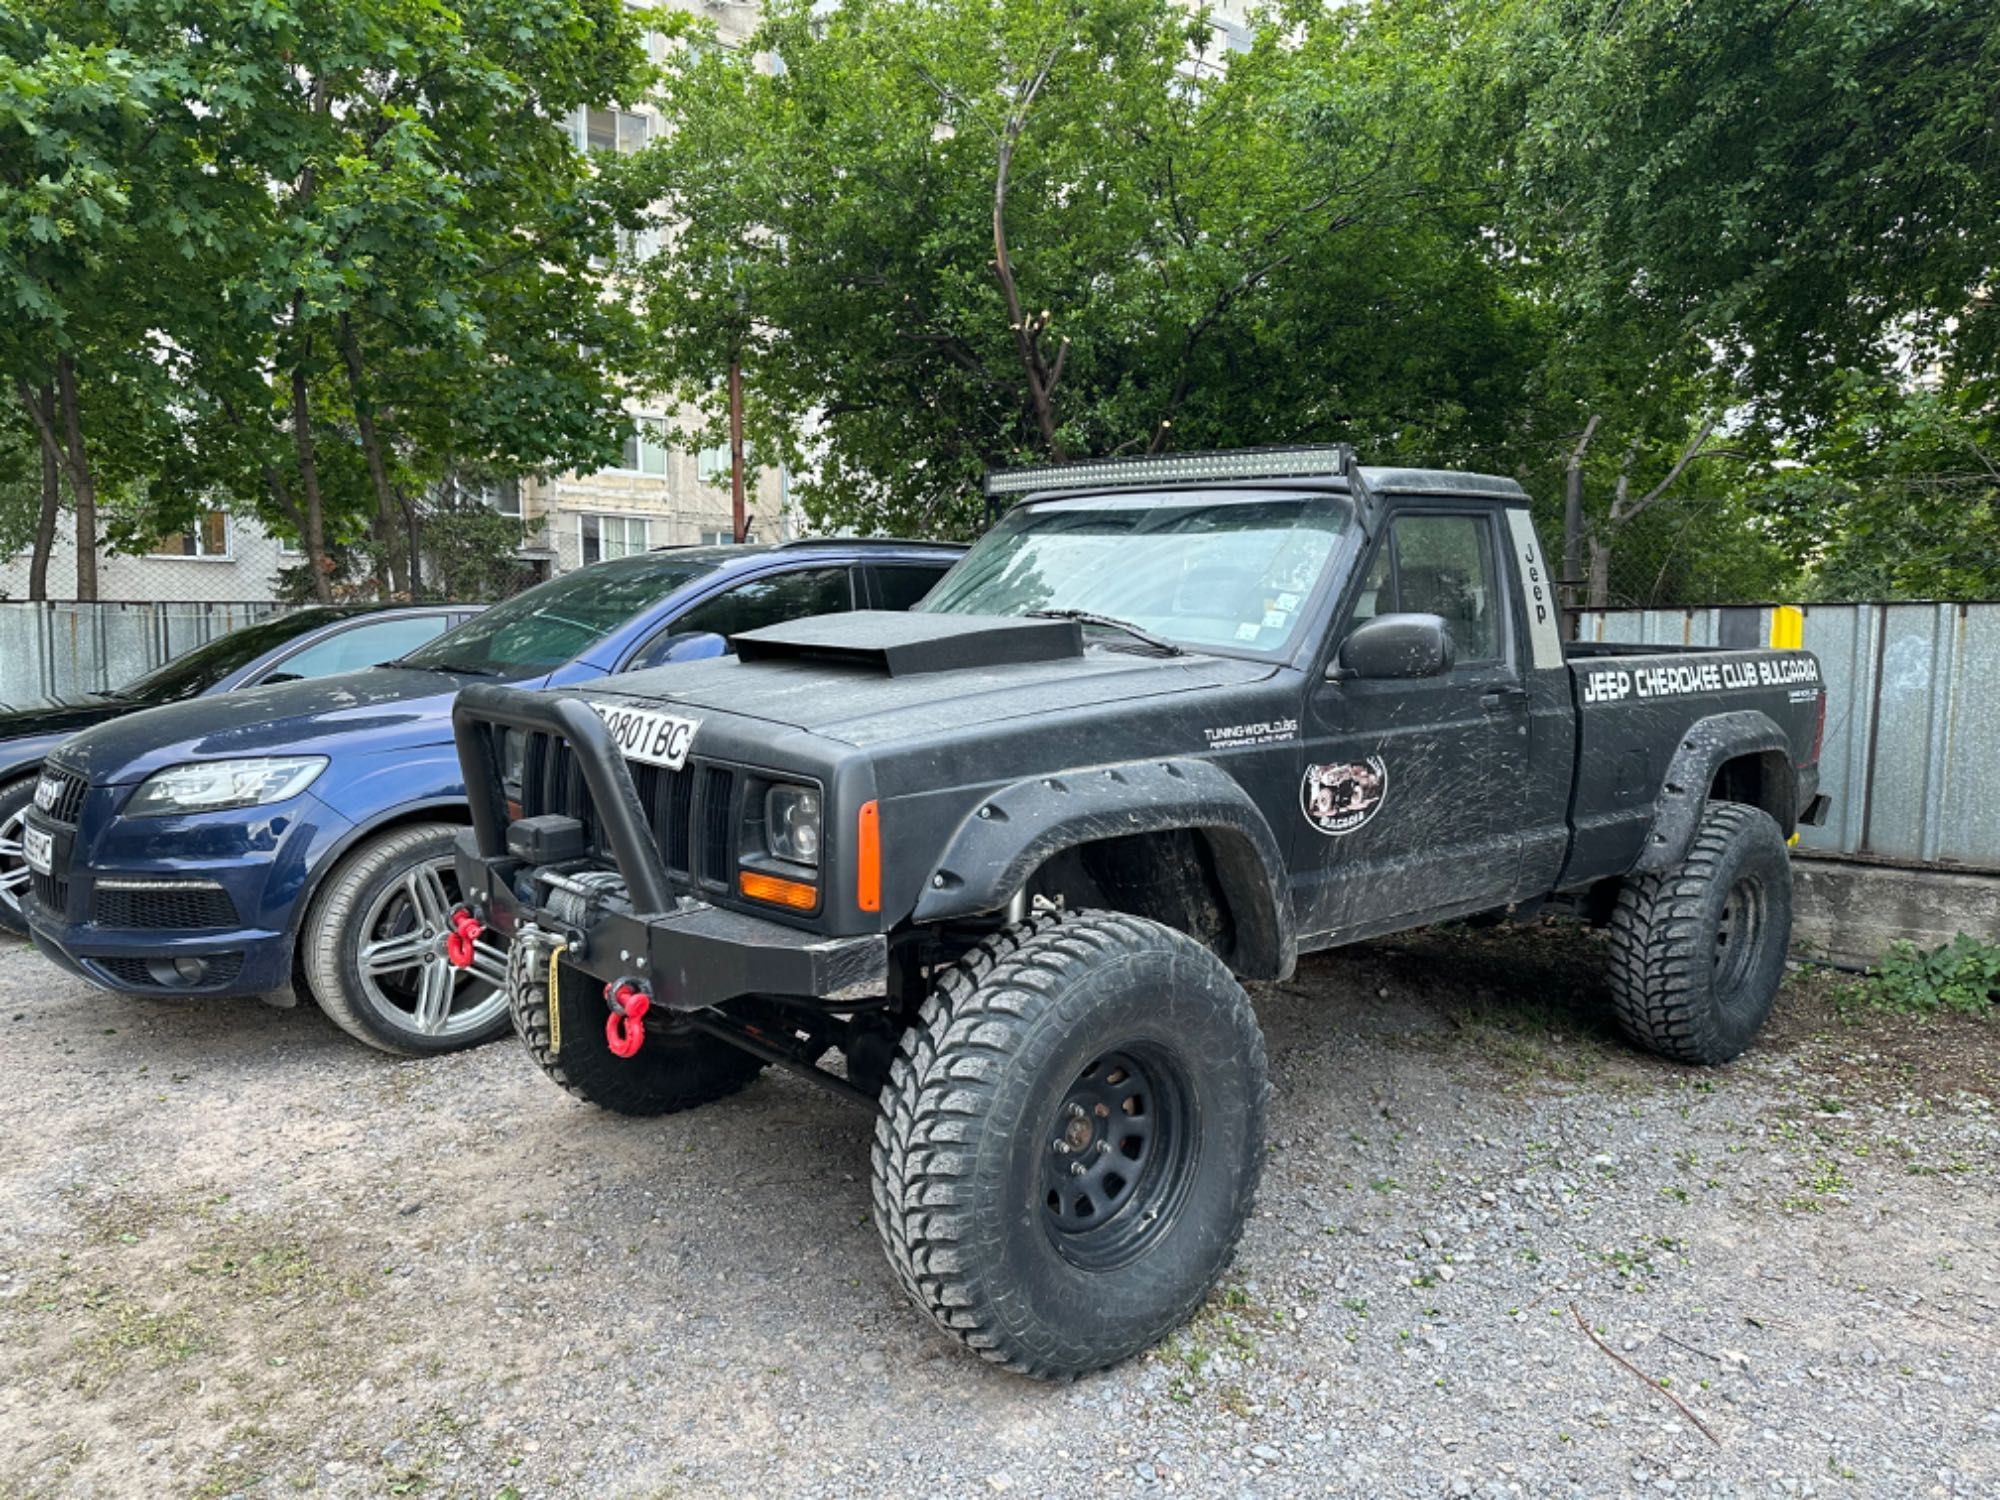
444, 907, 483, 969
604, 979, 652, 1058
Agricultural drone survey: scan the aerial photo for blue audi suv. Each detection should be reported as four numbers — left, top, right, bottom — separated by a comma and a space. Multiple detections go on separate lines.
22, 541, 960, 1054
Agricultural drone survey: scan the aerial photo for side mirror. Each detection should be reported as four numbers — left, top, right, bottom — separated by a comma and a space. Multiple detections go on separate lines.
1333, 613, 1455, 681
660, 631, 730, 664
634, 631, 730, 671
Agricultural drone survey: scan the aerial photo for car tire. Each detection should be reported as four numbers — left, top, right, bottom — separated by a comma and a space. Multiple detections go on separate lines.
871, 908, 1269, 1379
0, 771, 40, 938
1606, 799, 1793, 1065
512, 948, 767, 1117
303, 822, 513, 1055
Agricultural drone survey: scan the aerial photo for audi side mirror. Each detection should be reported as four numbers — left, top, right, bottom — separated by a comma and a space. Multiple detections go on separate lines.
661, 631, 730, 664
1332, 613, 1455, 681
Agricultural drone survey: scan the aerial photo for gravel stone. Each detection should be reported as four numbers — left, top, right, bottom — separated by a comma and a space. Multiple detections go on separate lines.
0, 928, 1994, 1498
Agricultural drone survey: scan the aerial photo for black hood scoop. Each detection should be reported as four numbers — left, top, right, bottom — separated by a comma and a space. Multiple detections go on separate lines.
731, 610, 1083, 677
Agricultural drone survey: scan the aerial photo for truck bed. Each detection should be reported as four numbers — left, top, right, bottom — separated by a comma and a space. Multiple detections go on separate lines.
1556, 645, 1825, 889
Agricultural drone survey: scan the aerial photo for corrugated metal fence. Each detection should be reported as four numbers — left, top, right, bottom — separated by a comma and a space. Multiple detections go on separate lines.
0, 601, 285, 706
1574, 602, 1999, 874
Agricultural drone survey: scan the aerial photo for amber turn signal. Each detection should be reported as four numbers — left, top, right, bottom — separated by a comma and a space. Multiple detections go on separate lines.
740, 870, 818, 910
856, 799, 881, 913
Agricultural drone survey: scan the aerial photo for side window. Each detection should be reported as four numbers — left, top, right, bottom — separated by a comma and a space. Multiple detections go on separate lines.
868, 563, 945, 611
260, 616, 451, 682
627, 567, 855, 670
1342, 515, 1501, 665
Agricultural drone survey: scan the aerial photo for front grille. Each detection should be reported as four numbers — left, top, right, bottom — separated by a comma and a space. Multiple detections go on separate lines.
700, 767, 736, 886
95, 952, 244, 989
520, 732, 736, 895
33, 764, 89, 825
30, 869, 66, 916
94, 882, 237, 930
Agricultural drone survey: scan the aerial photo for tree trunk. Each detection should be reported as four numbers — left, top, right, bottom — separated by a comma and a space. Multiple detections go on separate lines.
53, 355, 97, 602
290, 360, 333, 604
403, 495, 422, 597
990, 50, 1067, 459
1560, 414, 1601, 640
337, 317, 407, 600
22, 383, 61, 601
1586, 533, 1612, 611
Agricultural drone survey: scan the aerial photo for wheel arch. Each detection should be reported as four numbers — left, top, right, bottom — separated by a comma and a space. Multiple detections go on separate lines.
909, 758, 1296, 981
1636, 710, 1797, 873
284, 798, 474, 985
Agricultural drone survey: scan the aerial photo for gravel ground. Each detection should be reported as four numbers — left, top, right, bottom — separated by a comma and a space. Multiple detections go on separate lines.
1, 922, 1995, 1500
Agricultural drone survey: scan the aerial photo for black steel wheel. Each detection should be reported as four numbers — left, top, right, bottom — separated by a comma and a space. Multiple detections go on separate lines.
1039, 1047, 1196, 1271
872, 909, 1268, 1379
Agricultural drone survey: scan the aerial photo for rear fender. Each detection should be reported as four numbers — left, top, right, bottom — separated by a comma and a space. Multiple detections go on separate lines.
1637, 710, 1797, 872
911, 758, 1296, 980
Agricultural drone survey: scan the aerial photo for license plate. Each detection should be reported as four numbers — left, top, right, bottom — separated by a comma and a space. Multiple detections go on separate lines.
588, 701, 699, 770
22, 822, 53, 876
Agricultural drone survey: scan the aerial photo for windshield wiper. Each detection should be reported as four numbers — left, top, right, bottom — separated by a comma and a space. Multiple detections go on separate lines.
408, 658, 503, 677
1028, 609, 1184, 656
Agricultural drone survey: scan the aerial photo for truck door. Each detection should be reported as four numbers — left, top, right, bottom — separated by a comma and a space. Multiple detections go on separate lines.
1291, 507, 1531, 940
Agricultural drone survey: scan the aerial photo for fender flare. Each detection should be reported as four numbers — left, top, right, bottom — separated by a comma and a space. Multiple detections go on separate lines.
911, 757, 1296, 980
1635, 709, 1797, 873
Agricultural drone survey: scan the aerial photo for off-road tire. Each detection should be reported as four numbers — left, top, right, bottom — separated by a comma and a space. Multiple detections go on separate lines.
304, 822, 512, 1055
871, 909, 1269, 1378
0, 771, 41, 938
512, 947, 766, 1117
1606, 800, 1792, 1065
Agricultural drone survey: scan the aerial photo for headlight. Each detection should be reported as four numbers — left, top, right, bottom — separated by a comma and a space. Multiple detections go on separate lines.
764, 784, 822, 866
127, 756, 328, 818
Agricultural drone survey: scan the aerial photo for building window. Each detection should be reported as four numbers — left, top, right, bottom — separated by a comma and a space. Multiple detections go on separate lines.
463, 477, 522, 516
152, 509, 230, 560
697, 445, 752, 485
699, 529, 737, 545
619, 419, 671, 476
581, 513, 650, 565
571, 107, 649, 155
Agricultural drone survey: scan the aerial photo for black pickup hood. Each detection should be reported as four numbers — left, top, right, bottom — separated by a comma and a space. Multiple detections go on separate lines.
732, 611, 1082, 676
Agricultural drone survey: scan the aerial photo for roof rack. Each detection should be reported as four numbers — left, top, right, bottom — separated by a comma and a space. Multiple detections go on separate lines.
981, 443, 1364, 499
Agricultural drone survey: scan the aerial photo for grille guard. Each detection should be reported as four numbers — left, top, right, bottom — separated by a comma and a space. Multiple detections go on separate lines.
453, 684, 677, 915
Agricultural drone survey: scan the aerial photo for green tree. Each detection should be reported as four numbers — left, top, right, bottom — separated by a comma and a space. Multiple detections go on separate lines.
7, 0, 658, 601
1470, 0, 1999, 606
1750, 374, 2000, 601
639, 0, 1538, 536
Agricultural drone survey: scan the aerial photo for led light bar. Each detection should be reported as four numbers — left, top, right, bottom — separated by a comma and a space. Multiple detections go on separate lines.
982, 444, 1359, 498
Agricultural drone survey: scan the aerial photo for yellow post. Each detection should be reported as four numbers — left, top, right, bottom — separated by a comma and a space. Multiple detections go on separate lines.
1769, 605, 1804, 651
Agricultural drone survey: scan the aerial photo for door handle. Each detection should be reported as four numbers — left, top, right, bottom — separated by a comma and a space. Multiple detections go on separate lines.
1480, 686, 1529, 711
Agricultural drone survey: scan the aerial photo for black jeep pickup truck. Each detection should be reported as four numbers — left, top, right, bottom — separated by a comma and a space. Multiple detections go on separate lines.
448, 446, 1829, 1378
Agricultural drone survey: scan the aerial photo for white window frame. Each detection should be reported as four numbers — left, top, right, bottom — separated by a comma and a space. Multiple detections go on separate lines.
569, 106, 650, 155
580, 512, 650, 565
149, 508, 233, 562
615, 417, 671, 476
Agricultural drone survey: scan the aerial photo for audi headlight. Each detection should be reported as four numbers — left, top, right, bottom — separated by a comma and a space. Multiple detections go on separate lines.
764, 784, 822, 866
127, 756, 328, 818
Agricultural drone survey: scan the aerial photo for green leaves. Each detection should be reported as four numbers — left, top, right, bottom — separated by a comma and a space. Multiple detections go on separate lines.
638, 0, 1534, 535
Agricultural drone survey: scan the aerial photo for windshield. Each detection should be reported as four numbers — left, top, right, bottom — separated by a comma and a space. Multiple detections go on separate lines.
112, 608, 349, 706
398, 554, 719, 677
922, 492, 1349, 653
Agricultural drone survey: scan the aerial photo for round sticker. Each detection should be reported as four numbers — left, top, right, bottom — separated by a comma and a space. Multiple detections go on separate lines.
1301, 757, 1388, 837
